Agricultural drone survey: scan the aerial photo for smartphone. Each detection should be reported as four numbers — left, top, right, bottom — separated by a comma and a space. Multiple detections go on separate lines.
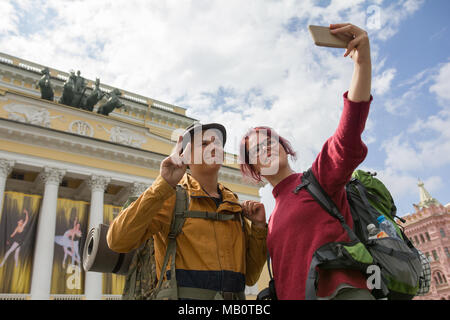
308, 25, 352, 48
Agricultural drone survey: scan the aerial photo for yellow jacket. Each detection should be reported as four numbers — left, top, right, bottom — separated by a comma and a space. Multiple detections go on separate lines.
107, 173, 267, 293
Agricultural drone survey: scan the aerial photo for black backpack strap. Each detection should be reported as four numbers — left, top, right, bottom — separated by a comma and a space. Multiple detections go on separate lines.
183, 210, 238, 221
295, 168, 359, 242
257, 252, 278, 300
305, 254, 322, 300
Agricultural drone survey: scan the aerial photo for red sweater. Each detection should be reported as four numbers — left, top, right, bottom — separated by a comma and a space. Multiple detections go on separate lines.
267, 91, 372, 300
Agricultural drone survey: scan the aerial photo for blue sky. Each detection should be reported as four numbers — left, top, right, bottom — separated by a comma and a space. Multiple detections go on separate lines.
0, 0, 449, 218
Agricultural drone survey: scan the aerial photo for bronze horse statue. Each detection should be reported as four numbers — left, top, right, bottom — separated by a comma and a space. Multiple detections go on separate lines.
84, 78, 105, 111
58, 71, 76, 106
37, 68, 54, 101
97, 88, 124, 116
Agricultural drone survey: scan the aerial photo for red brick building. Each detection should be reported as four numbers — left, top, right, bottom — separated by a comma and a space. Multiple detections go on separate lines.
401, 180, 450, 300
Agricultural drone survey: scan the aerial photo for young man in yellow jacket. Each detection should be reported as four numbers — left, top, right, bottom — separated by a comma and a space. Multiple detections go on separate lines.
107, 123, 267, 300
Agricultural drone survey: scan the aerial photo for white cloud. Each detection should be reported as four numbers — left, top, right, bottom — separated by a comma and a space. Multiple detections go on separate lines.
374, 168, 419, 198
0, 1, 18, 34
373, 67, 396, 95
421, 176, 444, 195
373, 0, 425, 41
382, 135, 423, 172
382, 109, 450, 172
384, 66, 436, 115
430, 61, 450, 106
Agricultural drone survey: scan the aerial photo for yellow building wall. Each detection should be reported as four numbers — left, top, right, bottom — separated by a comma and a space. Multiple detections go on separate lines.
0, 138, 160, 179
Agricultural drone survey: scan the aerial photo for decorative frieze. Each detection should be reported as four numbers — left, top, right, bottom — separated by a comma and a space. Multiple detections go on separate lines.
3, 103, 64, 128
97, 124, 147, 148
69, 120, 94, 137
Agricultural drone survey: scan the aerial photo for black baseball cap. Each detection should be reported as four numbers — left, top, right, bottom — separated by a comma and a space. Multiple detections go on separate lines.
181, 122, 227, 152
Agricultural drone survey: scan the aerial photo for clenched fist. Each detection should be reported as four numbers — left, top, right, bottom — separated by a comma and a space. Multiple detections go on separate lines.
242, 200, 267, 229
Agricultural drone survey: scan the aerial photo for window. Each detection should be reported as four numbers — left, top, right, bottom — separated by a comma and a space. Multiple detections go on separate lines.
414, 236, 419, 245
445, 247, 450, 258
437, 273, 443, 284
426, 252, 432, 262
420, 234, 425, 243
432, 250, 439, 261
434, 271, 446, 286
425, 232, 431, 241
11, 172, 25, 180
440, 228, 446, 238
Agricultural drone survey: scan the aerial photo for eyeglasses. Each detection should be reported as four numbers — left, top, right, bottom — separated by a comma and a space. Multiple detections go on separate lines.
247, 138, 278, 157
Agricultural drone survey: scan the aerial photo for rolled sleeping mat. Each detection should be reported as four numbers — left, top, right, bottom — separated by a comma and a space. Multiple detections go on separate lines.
82, 224, 135, 275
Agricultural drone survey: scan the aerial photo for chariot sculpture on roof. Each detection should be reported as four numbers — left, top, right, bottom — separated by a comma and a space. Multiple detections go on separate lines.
37, 68, 122, 116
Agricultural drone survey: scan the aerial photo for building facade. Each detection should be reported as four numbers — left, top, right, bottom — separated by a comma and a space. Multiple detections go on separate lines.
0, 52, 261, 300
402, 180, 450, 300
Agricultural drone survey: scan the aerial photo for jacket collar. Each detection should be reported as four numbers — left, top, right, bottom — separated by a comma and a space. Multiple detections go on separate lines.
180, 173, 242, 213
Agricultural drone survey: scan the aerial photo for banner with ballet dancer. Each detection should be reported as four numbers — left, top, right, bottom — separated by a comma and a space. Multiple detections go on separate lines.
103, 204, 126, 295
50, 198, 89, 295
0, 192, 42, 294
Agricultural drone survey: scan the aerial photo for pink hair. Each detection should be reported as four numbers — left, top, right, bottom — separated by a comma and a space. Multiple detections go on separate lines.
239, 126, 296, 182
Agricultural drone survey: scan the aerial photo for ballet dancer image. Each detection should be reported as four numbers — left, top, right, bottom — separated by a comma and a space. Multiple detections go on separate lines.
54, 216, 82, 269
0, 209, 29, 268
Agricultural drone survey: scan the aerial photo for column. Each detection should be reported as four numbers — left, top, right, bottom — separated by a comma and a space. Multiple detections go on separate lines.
84, 175, 110, 300
30, 167, 65, 300
0, 159, 14, 214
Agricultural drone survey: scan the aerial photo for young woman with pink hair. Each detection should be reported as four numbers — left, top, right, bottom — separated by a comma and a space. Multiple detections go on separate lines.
240, 23, 374, 300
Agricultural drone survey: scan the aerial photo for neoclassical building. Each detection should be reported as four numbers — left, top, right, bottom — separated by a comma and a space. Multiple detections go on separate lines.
0, 52, 261, 300
402, 181, 450, 300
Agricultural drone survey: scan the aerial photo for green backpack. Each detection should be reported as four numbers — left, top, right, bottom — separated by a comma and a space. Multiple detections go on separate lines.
121, 185, 245, 300
296, 169, 424, 300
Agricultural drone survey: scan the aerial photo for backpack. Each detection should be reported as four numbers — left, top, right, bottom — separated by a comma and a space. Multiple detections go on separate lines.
257, 169, 428, 300
120, 195, 157, 300
122, 185, 245, 300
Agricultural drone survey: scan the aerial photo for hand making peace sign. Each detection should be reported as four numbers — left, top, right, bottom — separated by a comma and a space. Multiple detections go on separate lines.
160, 136, 191, 187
